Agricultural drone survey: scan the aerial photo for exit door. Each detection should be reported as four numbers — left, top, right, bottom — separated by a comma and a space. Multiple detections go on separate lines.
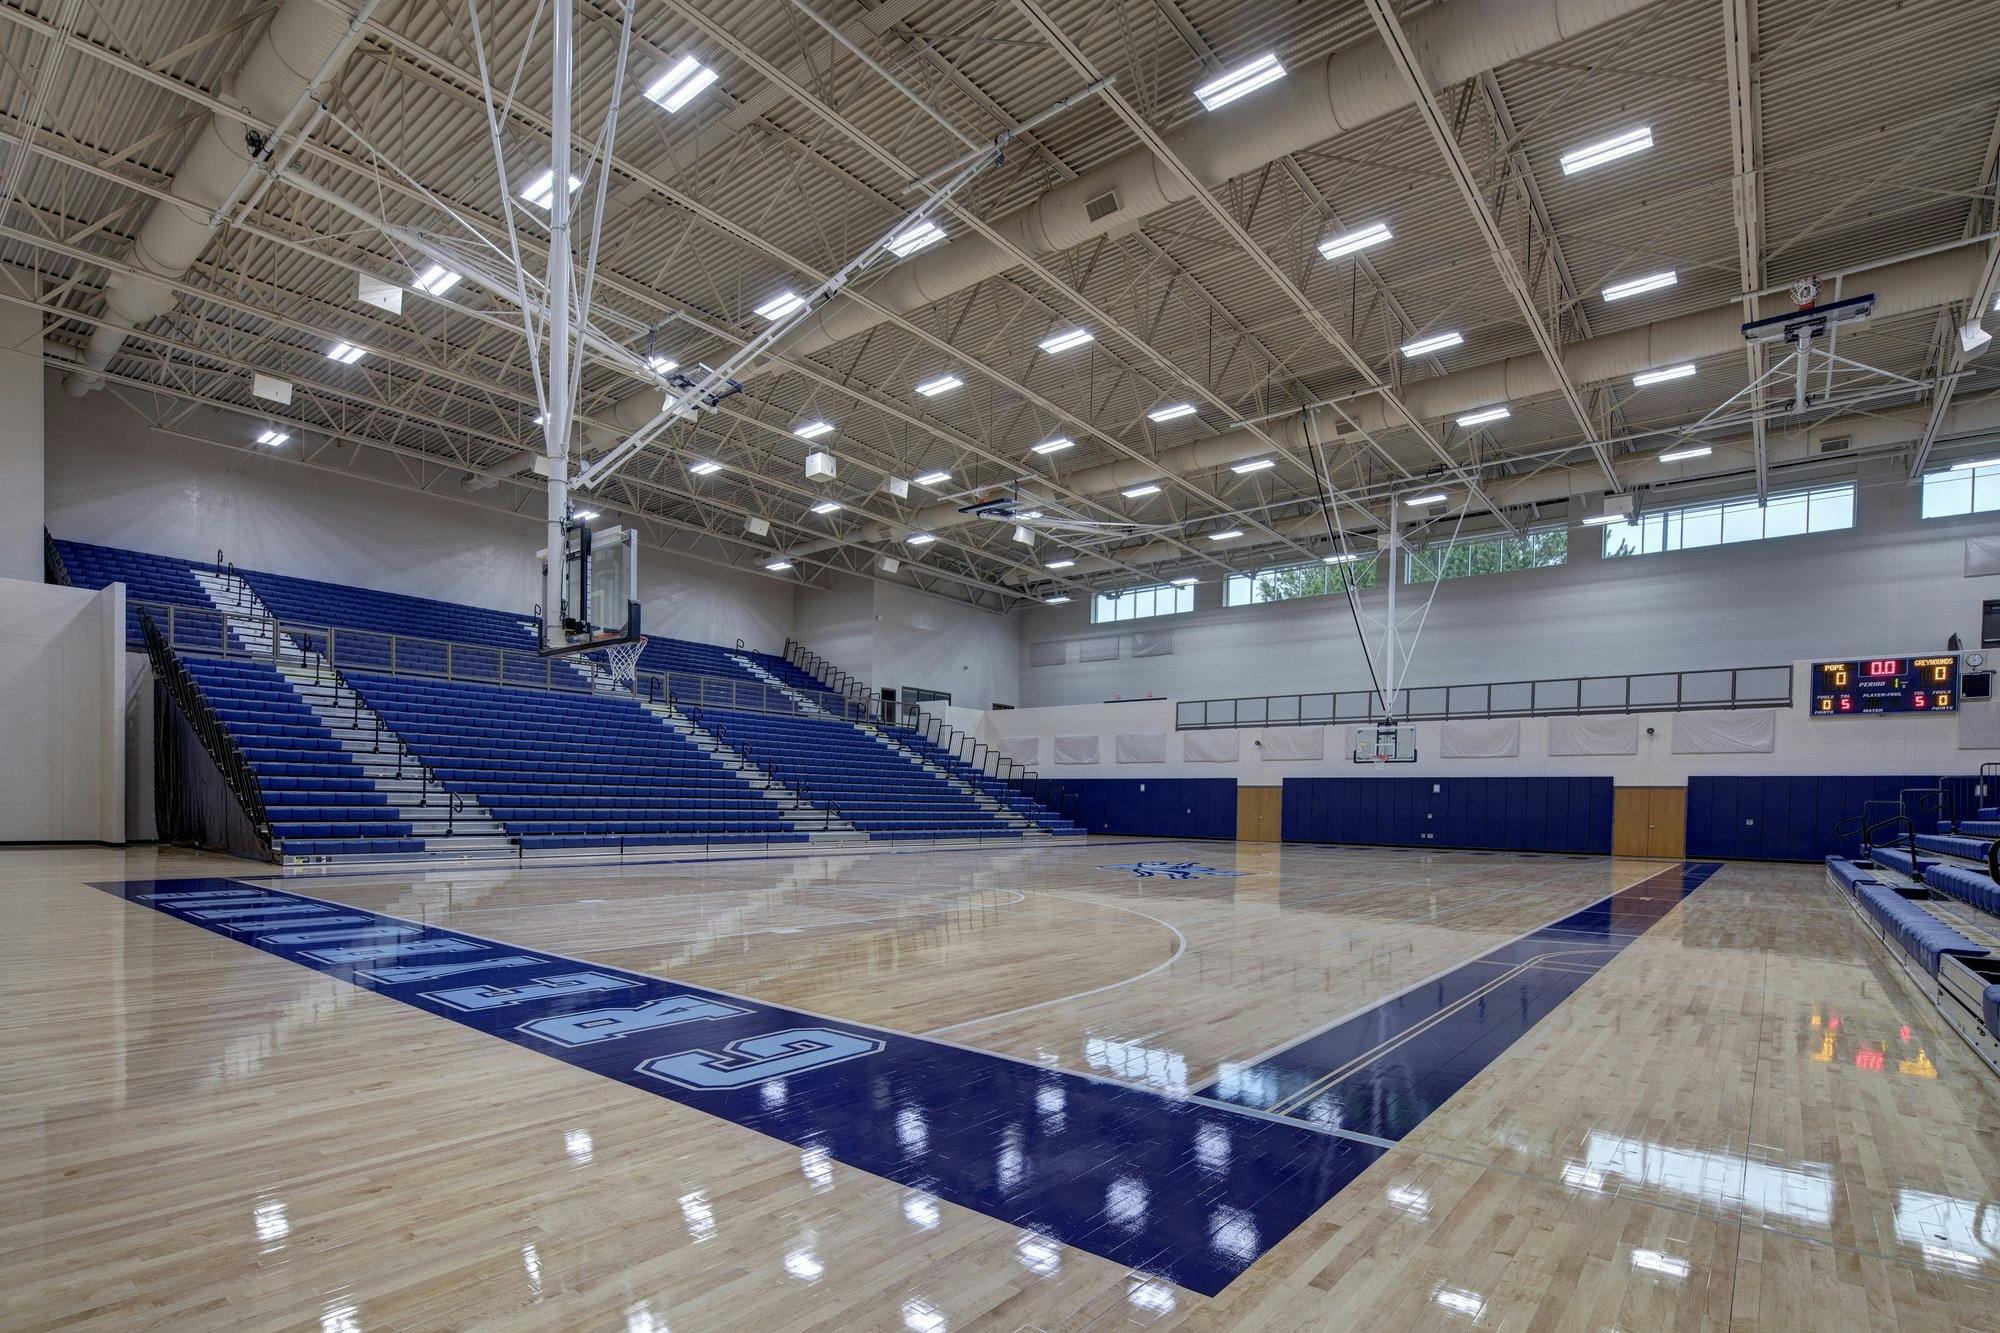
1613, 787, 1686, 859
1237, 786, 1282, 842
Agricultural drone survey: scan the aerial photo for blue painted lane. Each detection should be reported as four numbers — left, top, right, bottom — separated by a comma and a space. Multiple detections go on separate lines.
1198, 863, 1720, 1137
95, 877, 1379, 1297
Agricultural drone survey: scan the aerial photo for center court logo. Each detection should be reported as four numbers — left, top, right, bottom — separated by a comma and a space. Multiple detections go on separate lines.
1098, 860, 1243, 880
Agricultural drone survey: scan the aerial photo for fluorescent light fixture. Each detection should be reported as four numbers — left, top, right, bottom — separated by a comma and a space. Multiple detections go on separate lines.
573, 509, 599, 521
1601, 269, 1677, 302
1560, 125, 1653, 175
1193, 52, 1285, 110
1405, 491, 1447, 506
1658, 445, 1712, 463
1121, 483, 1161, 498
914, 470, 952, 487
764, 559, 793, 571
325, 342, 366, 364
1044, 559, 1075, 569
519, 169, 581, 209
1231, 458, 1276, 474
1170, 576, 1199, 585
648, 354, 679, 375
914, 373, 963, 397
688, 459, 723, 475
810, 500, 842, 515
906, 532, 936, 545
1633, 362, 1697, 386
1148, 403, 1198, 422
1031, 436, 1075, 455
412, 264, 461, 296
1017, 510, 1043, 520
1038, 328, 1095, 354
645, 55, 717, 113
1631, 1250, 1690, 1279
1207, 529, 1243, 542
887, 220, 946, 257
1400, 330, 1464, 358
1950, 456, 2000, 471
1317, 222, 1392, 260
1456, 406, 1509, 427
1322, 552, 1363, 564
755, 290, 807, 320
1044, 595, 1071, 604
1580, 512, 1625, 526
255, 429, 289, 446
793, 420, 834, 440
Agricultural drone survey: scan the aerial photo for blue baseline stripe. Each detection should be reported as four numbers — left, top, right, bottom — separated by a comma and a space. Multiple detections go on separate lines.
91, 876, 1379, 1297
1195, 862, 1721, 1137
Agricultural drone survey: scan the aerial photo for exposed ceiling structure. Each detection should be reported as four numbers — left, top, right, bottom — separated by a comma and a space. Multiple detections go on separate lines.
3, 0, 1998, 612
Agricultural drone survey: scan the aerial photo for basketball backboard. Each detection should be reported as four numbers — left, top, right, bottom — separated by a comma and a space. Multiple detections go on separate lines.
539, 522, 641, 655
1351, 722, 1416, 764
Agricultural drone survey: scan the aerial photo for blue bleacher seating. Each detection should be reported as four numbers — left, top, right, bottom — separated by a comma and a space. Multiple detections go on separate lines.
1852, 881, 1988, 977
887, 727, 1081, 835
1987, 985, 2000, 1040
1924, 863, 2000, 915
1913, 832, 1992, 862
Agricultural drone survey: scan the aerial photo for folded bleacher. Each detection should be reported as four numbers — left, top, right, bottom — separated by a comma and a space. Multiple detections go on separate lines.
56, 539, 225, 648
888, 727, 1081, 834
690, 705, 1020, 840
349, 673, 804, 851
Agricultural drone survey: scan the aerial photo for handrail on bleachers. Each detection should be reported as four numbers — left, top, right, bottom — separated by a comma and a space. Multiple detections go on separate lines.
139, 609, 273, 857
43, 529, 70, 586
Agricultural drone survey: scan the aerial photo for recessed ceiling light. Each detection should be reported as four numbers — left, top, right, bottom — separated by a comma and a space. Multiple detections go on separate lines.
326, 342, 366, 364
1044, 595, 1071, 604
887, 220, 946, 257
1122, 483, 1161, 498
1038, 328, 1094, 354
1456, 406, 1510, 427
573, 509, 599, 521
1400, 331, 1464, 358
519, 169, 581, 209
914, 373, 963, 397
1633, 363, 1697, 386
412, 264, 460, 296
1580, 512, 1625, 526
1601, 270, 1677, 302
810, 500, 842, 515
1208, 529, 1243, 542
1231, 458, 1276, 474
648, 354, 679, 375
1193, 52, 1285, 110
1031, 437, 1074, 455
255, 428, 289, 446
793, 420, 834, 440
645, 55, 717, 112
755, 290, 807, 320
1318, 222, 1392, 260
1561, 126, 1653, 175
1148, 403, 1198, 422
906, 532, 936, 545
688, 459, 722, 474
914, 470, 952, 487
1658, 445, 1712, 463
1045, 559, 1075, 569
764, 559, 793, 571
1170, 576, 1199, 585
1405, 491, 1447, 506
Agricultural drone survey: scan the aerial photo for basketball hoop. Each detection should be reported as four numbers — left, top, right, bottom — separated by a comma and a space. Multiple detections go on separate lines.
592, 635, 647, 693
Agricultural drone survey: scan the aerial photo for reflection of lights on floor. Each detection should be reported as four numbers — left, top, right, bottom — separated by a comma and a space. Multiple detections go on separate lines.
679, 1190, 716, 1243
1209, 1206, 1259, 1263
1434, 1285, 1485, 1320
564, 1128, 594, 1164
1016, 1233, 1061, 1276
1085, 1035, 1188, 1093
624, 1302, 669, 1333
1386, 1185, 1431, 1218
1631, 1248, 1690, 1279
1107, 1177, 1147, 1226
1894, 1187, 2000, 1275
1127, 1277, 1176, 1315
320, 1301, 361, 1333
902, 1193, 940, 1231
784, 1242, 824, 1283
800, 1144, 835, 1192
901, 1297, 947, 1333
254, 1199, 290, 1246
1195, 1122, 1231, 1172
1562, 1131, 1833, 1226
897, 1107, 929, 1155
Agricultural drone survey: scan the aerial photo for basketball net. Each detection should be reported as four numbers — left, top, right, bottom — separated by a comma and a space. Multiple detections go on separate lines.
593, 635, 647, 693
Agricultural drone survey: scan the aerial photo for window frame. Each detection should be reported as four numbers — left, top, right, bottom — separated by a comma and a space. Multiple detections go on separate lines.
1599, 482, 1855, 559
1089, 581, 1196, 624
1404, 522, 1569, 585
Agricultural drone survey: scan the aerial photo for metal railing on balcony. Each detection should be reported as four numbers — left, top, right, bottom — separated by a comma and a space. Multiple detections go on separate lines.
1176, 664, 1794, 729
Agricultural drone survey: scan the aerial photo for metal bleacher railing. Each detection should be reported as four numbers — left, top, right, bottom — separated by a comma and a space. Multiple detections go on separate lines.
1176, 663, 1795, 729
139, 609, 273, 858
43, 529, 70, 586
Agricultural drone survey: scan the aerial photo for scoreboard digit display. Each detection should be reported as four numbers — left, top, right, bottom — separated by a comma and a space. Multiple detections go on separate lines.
1811, 655, 1957, 716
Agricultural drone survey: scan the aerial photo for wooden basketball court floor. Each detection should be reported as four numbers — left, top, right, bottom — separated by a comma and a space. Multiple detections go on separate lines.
5, 837, 1998, 1330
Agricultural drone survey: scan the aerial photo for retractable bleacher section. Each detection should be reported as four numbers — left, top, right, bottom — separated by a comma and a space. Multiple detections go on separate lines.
888, 727, 1083, 835
689, 705, 1022, 840
54, 539, 220, 647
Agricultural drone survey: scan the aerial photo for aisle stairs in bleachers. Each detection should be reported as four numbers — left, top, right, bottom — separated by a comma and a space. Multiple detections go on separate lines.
637, 694, 857, 841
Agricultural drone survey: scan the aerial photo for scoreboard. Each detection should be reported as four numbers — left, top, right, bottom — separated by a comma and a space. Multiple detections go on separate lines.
1811, 656, 1957, 716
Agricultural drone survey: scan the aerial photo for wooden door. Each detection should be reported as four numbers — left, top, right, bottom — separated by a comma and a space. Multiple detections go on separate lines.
1614, 787, 1686, 858
1237, 786, 1282, 842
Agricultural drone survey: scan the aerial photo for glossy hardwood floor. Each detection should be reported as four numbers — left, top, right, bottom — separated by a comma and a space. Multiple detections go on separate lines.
4, 839, 1997, 1330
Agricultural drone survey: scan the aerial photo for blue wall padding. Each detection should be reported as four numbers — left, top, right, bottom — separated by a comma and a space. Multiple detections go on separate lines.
1061, 779, 1238, 838
1280, 777, 1612, 853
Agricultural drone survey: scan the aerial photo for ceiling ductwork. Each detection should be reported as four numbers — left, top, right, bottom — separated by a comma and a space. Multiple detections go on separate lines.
62, 0, 362, 397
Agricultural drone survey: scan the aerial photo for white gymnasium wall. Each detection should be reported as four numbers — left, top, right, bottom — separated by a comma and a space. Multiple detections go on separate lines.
793, 575, 1023, 710
43, 388, 793, 653
0, 578, 124, 841
1019, 457, 1990, 710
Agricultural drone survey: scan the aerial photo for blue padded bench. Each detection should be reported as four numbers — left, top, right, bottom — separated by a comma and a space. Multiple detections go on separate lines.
1913, 833, 1993, 862
1866, 846, 1935, 878
1825, 857, 1881, 892
1853, 882, 1989, 977
1924, 864, 2000, 916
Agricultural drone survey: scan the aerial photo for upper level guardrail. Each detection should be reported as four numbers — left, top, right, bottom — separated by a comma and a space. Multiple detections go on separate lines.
135, 600, 868, 722
1176, 664, 1793, 729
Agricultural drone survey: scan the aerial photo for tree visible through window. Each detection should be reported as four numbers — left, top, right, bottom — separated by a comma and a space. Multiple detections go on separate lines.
1224, 556, 1378, 607
1405, 525, 1567, 584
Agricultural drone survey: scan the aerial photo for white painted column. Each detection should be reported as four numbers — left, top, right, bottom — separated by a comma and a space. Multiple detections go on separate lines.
0, 302, 45, 580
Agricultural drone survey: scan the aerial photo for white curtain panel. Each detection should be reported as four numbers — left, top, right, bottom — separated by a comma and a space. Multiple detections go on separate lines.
1440, 718, 1521, 758
1183, 729, 1241, 762
1001, 736, 1040, 765
1965, 536, 2000, 577
1546, 715, 1640, 756
1028, 640, 1066, 667
1129, 629, 1176, 657
1052, 734, 1100, 764
1672, 710, 1776, 754
1115, 732, 1168, 763
1078, 635, 1121, 662
1258, 726, 1326, 761
1959, 704, 2000, 749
